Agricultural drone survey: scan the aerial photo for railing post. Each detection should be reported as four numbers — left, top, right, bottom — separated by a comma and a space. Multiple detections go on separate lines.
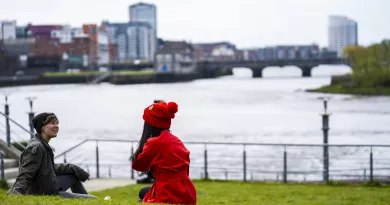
4, 96, 11, 147
0, 151, 5, 180
131, 142, 134, 179
243, 144, 247, 182
63, 153, 67, 163
370, 146, 373, 183
363, 168, 367, 181
320, 97, 331, 183
204, 143, 208, 180
26, 97, 37, 139
96, 141, 100, 179
283, 146, 287, 183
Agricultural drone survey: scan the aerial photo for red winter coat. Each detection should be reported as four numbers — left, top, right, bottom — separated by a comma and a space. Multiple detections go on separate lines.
132, 130, 197, 205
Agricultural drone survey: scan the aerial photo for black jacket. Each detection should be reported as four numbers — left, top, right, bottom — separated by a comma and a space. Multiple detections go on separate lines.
7, 134, 89, 195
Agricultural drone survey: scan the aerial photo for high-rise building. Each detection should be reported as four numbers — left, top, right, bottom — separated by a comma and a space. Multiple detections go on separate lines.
102, 21, 153, 62
0, 20, 17, 40
129, 2, 157, 53
328, 15, 358, 57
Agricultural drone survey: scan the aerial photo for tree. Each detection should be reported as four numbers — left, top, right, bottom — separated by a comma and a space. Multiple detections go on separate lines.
343, 45, 368, 74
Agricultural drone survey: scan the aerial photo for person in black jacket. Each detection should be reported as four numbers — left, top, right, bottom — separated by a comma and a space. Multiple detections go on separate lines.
7, 112, 98, 199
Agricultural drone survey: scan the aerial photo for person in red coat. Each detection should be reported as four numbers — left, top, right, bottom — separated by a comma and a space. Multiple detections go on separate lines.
131, 101, 197, 205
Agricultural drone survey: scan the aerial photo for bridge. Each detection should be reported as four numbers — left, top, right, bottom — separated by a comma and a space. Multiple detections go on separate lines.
196, 58, 350, 78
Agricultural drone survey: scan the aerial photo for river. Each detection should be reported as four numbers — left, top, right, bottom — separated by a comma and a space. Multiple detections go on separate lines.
1, 65, 390, 181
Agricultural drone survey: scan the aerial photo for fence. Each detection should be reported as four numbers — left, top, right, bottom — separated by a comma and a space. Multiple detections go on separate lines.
2, 97, 390, 183
54, 138, 390, 183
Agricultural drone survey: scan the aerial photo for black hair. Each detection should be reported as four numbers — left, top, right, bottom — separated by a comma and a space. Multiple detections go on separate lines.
131, 122, 168, 162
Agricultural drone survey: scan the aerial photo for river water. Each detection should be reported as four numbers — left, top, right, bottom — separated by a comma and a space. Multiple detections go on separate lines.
1, 65, 390, 181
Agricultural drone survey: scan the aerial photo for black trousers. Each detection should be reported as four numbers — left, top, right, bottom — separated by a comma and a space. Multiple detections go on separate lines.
56, 175, 97, 199
138, 186, 151, 202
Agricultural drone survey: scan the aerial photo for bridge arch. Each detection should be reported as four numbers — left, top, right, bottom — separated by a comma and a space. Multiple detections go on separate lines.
311, 65, 352, 77
232, 67, 253, 78
262, 66, 302, 78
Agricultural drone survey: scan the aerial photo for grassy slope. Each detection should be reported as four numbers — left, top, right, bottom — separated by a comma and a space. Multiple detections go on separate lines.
1, 181, 390, 205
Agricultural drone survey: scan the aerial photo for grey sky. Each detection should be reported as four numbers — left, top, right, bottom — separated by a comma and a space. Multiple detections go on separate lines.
0, 0, 388, 48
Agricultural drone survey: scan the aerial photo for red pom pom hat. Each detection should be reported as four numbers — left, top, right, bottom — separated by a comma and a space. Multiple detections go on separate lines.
143, 101, 179, 129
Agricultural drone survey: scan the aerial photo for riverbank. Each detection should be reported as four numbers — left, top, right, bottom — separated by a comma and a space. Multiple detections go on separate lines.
307, 84, 390, 96
306, 74, 390, 96
0, 69, 232, 88
311, 40, 390, 96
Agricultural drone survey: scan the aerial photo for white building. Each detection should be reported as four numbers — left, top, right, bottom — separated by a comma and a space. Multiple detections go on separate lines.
51, 25, 88, 43
127, 23, 153, 62
328, 15, 358, 57
0, 20, 16, 40
97, 28, 110, 65
129, 2, 157, 52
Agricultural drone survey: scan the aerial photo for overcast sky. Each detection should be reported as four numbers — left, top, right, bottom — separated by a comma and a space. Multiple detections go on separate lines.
0, 0, 388, 48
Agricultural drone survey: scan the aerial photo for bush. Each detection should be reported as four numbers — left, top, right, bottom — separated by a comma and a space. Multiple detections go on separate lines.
0, 179, 9, 190
11, 141, 28, 152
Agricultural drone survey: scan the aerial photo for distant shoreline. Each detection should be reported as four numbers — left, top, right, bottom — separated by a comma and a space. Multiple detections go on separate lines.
0, 71, 232, 88
307, 84, 390, 96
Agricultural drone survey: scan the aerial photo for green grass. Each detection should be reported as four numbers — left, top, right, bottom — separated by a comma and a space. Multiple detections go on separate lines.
42, 71, 103, 77
1, 180, 390, 204
112, 70, 155, 76
307, 84, 390, 96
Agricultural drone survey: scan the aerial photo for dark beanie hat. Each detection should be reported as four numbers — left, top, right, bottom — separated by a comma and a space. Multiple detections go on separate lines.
32, 112, 56, 134
143, 101, 178, 129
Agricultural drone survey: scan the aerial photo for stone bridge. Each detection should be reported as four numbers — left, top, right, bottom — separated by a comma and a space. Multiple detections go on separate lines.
196, 58, 350, 78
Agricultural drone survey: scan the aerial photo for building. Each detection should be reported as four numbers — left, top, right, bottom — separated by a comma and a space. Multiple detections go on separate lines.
2, 38, 35, 56
51, 25, 89, 43
26, 25, 63, 38
82, 24, 98, 65
16, 26, 28, 38
194, 42, 237, 61
28, 36, 93, 68
328, 15, 358, 57
241, 45, 320, 61
0, 20, 17, 40
97, 27, 110, 65
155, 41, 196, 74
129, 2, 157, 51
101, 21, 154, 63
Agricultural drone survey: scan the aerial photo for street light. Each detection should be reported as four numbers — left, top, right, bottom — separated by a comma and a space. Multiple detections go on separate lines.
317, 96, 332, 182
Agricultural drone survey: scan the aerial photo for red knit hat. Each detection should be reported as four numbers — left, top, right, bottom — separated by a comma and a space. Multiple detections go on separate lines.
143, 101, 179, 129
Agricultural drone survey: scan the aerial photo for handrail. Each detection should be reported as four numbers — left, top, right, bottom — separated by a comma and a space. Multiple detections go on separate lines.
54, 138, 390, 159
54, 139, 89, 159
0, 111, 34, 136
77, 138, 390, 147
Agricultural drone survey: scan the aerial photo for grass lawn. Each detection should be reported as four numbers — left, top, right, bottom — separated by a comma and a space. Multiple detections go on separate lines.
1, 181, 390, 205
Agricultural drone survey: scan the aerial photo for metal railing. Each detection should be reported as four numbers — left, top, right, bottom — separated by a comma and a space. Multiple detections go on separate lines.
0, 95, 36, 150
0, 150, 5, 180
54, 138, 390, 183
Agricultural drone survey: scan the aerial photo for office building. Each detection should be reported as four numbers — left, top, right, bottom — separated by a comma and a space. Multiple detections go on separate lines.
328, 15, 358, 57
129, 2, 157, 52
102, 21, 153, 62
